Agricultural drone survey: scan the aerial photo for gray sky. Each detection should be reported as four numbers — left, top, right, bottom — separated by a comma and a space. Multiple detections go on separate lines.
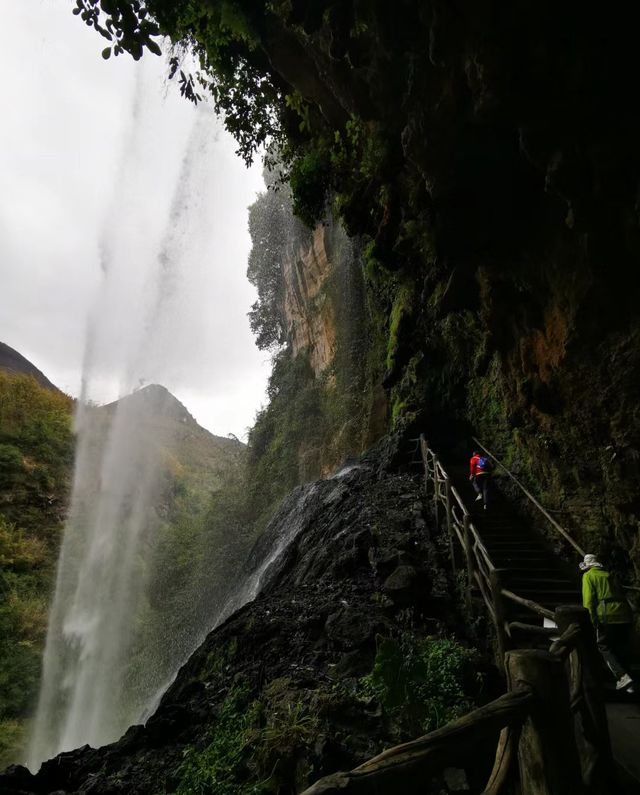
0, 0, 271, 439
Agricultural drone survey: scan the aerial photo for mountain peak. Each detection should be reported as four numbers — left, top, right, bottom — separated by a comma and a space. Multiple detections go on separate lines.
105, 383, 197, 426
0, 342, 60, 392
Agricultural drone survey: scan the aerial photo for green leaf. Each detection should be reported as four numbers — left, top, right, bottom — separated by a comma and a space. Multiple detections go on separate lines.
101, 47, 111, 59
146, 38, 162, 57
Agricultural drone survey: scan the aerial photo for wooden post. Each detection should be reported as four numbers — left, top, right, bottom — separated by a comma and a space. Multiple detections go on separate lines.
554, 605, 614, 789
420, 437, 430, 496
432, 455, 440, 527
462, 514, 474, 584
444, 477, 456, 577
506, 648, 584, 795
490, 569, 509, 669
462, 513, 475, 611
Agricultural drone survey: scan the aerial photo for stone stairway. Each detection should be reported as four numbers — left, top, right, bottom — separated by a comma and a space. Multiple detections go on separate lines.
441, 460, 581, 625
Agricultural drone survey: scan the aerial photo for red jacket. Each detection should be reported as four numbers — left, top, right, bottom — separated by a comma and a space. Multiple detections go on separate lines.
469, 454, 489, 476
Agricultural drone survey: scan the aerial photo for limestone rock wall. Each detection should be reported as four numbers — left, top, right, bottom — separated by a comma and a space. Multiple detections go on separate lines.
283, 224, 336, 377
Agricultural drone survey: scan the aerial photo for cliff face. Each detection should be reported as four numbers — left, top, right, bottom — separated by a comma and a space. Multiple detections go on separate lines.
235, 2, 640, 584
246, 195, 388, 509
283, 224, 336, 378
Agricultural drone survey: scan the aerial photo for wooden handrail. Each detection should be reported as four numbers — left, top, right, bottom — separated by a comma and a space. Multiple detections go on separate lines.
501, 588, 555, 621
449, 485, 469, 516
471, 436, 586, 557
299, 687, 534, 795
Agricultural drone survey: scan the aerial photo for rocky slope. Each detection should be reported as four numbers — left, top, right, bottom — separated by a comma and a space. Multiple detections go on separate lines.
1, 436, 491, 794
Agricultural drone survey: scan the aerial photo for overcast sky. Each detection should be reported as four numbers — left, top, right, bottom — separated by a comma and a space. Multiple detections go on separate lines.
0, 0, 271, 439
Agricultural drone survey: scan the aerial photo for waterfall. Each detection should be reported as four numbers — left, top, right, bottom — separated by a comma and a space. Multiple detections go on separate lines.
27, 71, 226, 769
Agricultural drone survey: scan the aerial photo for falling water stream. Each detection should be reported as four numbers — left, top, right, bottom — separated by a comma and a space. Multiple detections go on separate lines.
28, 72, 231, 769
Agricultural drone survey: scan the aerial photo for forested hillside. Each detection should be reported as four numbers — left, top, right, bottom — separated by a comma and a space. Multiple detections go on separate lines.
0, 371, 73, 764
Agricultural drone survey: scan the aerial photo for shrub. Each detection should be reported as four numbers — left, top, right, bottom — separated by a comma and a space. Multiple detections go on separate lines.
176, 685, 265, 795
364, 633, 480, 734
289, 149, 332, 227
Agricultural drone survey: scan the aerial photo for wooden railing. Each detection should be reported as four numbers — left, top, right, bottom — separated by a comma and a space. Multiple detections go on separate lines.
301, 608, 613, 795
420, 436, 559, 662
298, 437, 616, 795
419, 435, 617, 668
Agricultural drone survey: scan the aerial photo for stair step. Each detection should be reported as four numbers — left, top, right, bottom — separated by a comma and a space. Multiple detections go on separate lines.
491, 554, 550, 561
487, 551, 547, 559
483, 537, 543, 544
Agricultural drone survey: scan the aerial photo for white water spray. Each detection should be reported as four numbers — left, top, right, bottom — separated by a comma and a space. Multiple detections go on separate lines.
27, 71, 226, 769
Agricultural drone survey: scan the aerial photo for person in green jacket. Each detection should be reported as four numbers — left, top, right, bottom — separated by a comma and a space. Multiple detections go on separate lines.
580, 553, 634, 692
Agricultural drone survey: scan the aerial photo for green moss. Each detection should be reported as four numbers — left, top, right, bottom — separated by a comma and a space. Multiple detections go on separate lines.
203, 637, 238, 677
386, 283, 415, 373
176, 682, 322, 795
253, 684, 318, 788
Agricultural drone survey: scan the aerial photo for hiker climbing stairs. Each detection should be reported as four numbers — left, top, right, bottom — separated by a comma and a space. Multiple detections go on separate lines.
441, 458, 580, 626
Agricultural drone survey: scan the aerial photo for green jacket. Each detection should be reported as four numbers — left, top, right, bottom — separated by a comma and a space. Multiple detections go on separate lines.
582, 567, 631, 624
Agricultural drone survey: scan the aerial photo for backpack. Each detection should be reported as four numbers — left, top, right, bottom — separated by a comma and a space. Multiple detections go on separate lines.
476, 456, 490, 473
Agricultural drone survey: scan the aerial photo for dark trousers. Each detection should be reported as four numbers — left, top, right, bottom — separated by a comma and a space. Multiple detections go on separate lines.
596, 622, 632, 680
472, 474, 490, 506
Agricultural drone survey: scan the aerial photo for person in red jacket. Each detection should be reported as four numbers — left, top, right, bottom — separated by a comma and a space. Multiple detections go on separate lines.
469, 450, 492, 509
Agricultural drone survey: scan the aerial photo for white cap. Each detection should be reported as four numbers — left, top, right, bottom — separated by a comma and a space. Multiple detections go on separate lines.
579, 553, 603, 571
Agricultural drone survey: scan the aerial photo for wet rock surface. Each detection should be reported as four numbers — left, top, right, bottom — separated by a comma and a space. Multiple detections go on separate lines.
1, 437, 487, 794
